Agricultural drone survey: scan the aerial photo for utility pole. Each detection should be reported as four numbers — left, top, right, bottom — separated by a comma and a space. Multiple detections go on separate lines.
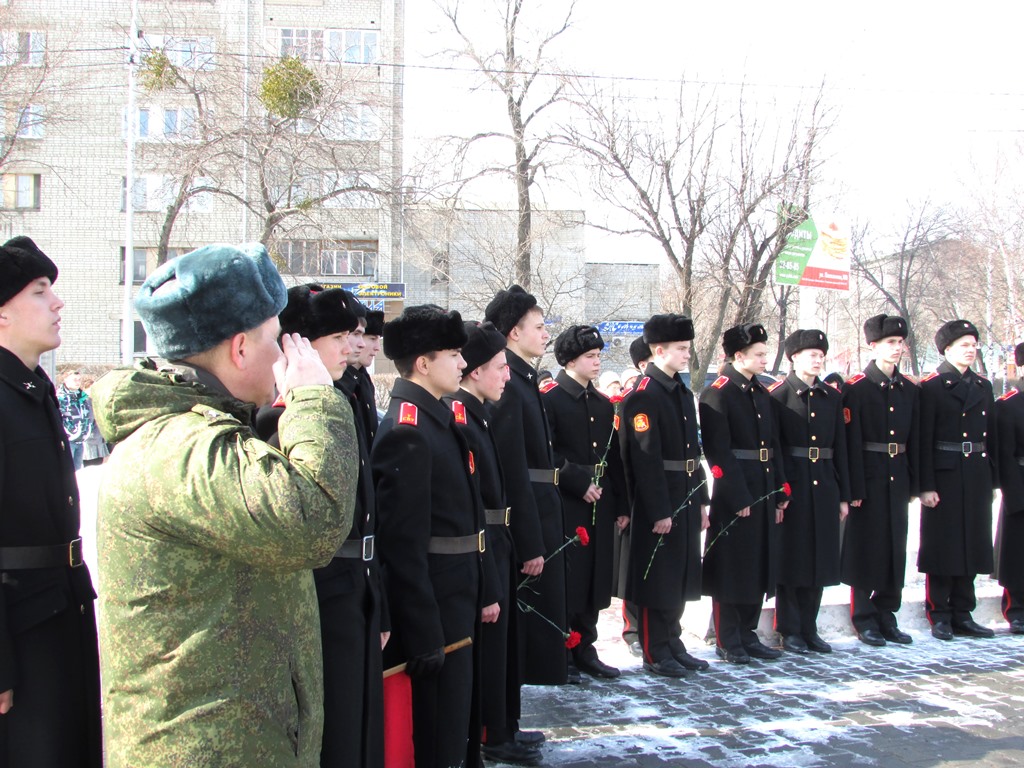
121, 0, 140, 364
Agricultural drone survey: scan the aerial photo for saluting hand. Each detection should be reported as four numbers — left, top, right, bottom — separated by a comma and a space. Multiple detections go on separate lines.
273, 333, 334, 398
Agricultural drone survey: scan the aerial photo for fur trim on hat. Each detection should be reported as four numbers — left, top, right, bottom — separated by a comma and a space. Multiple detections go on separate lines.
1015, 342, 1024, 368
382, 304, 468, 361
364, 310, 385, 337
722, 323, 768, 357
864, 314, 908, 344
461, 320, 507, 374
554, 324, 604, 366
279, 284, 359, 341
484, 285, 538, 336
934, 319, 978, 354
0, 236, 58, 306
784, 328, 829, 359
629, 336, 651, 368
643, 313, 695, 345
135, 243, 287, 360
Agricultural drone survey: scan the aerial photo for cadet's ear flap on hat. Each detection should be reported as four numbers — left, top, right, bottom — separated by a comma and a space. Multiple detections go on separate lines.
723, 323, 767, 357
934, 319, 979, 354
784, 328, 828, 360
382, 305, 467, 361
461, 320, 507, 374
864, 314, 909, 344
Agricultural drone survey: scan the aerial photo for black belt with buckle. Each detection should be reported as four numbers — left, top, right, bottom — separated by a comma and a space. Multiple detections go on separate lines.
864, 442, 906, 456
788, 446, 834, 461
336, 535, 375, 561
485, 508, 511, 526
664, 458, 701, 473
428, 530, 486, 554
0, 538, 83, 570
732, 448, 774, 462
936, 441, 986, 455
528, 468, 559, 486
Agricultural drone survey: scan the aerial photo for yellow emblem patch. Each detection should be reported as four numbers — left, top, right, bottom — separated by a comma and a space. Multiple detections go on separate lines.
633, 413, 650, 432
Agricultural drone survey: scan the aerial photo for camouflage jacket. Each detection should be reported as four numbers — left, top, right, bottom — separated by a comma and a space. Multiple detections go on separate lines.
92, 360, 358, 768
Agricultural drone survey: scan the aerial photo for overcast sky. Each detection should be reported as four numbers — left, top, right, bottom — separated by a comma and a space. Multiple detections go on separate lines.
403, 1, 1024, 261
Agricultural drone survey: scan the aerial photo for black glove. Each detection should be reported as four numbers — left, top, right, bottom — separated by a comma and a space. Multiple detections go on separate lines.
405, 647, 445, 678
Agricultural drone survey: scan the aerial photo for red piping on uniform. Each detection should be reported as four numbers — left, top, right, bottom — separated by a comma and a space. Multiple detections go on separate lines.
713, 601, 721, 649
1004, 589, 1012, 621
642, 608, 652, 662
849, 587, 855, 623
925, 574, 936, 624
621, 601, 632, 634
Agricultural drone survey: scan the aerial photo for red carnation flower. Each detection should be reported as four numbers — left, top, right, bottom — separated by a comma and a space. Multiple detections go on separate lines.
782, 482, 792, 496
609, 394, 624, 404
576, 526, 590, 547
710, 465, 724, 479
565, 630, 582, 649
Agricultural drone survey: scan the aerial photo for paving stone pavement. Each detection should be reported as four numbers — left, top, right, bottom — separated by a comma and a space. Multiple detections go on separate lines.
509, 599, 1024, 768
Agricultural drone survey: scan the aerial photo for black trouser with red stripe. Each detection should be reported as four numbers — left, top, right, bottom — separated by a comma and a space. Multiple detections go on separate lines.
638, 605, 687, 663
849, 585, 903, 633
925, 574, 977, 624
621, 601, 639, 645
713, 601, 762, 654
774, 584, 823, 637
1002, 589, 1024, 622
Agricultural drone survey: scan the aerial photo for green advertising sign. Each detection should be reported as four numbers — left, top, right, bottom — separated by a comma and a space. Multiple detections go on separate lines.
774, 215, 850, 292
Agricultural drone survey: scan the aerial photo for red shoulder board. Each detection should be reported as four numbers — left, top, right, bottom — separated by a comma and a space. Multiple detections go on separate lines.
827, 380, 841, 391
711, 376, 728, 389
767, 379, 785, 393
999, 388, 1019, 401
451, 400, 468, 424
539, 380, 559, 394
272, 393, 286, 408
920, 371, 939, 383
846, 373, 866, 386
399, 402, 418, 426
636, 377, 651, 391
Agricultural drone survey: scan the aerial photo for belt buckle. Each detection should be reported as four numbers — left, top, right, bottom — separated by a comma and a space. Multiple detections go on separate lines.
478, 530, 486, 553
888, 442, 898, 457
685, 458, 696, 475
503, 507, 511, 526
808, 446, 819, 462
362, 535, 375, 562
552, 468, 560, 486
69, 537, 83, 568
759, 448, 769, 462
962, 441, 973, 455
594, 462, 605, 480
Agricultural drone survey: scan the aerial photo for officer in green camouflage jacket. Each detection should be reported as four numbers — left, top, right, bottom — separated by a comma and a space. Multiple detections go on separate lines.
92, 244, 358, 768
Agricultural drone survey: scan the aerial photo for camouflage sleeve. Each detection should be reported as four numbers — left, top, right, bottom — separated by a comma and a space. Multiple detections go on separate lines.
154, 385, 357, 573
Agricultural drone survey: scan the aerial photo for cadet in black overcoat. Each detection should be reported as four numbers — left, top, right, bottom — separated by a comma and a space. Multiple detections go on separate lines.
372, 307, 484, 768
918, 320, 998, 640
341, 304, 382, 445
699, 323, 787, 664
0, 237, 102, 768
770, 330, 850, 654
543, 325, 628, 680
255, 285, 387, 768
994, 343, 1024, 634
841, 315, 919, 647
486, 286, 569, 687
620, 315, 710, 678
445, 321, 542, 766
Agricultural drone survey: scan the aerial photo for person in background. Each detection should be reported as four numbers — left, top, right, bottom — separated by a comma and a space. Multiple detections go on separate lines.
342, 304, 383, 445
93, 243, 358, 767
841, 315, 918, 647
598, 370, 622, 399
0, 235, 102, 767
918, 320, 997, 640
372, 305, 484, 768
996, 342, 1024, 635
770, 330, 850, 655
620, 368, 642, 392
56, 369, 95, 470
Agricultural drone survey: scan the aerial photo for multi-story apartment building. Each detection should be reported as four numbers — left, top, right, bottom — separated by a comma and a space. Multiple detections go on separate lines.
0, 0, 405, 364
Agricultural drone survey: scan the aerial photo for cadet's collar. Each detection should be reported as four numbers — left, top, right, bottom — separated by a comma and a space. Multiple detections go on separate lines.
0, 345, 49, 402
724, 364, 757, 392
555, 369, 592, 399
937, 360, 965, 379
648, 362, 681, 391
865, 360, 902, 388
453, 388, 489, 425
786, 370, 826, 397
506, 350, 539, 382
391, 377, 450, 424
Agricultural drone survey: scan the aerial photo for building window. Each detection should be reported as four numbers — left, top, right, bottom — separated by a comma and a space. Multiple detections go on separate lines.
123, 106, 200, 141
15, 105, 44, 138
326, 29, 378, 64
326, 104, 379, 141
134, 321, 148, 356
119, 246, 184, 284
430, 249, 450, 285
141, 34, 215, 71
121, 175, 212, 213
278, 28, 323, 61
0, 32, 45, 66
1, 173, 41, 210
280, 239, 320, 274
280, 239, 377, 277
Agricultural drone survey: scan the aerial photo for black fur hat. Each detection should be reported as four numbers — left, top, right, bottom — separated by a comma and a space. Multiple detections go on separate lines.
1015, 342, 1024, 368
279, 284, 359, 341
461, 320, 507, 374
382, 304, 468, 361
864, 314, 908, 343
629, 336, 651, 368
342, 290, 368, 320
643, 314, 694, 344
484, 284, 539, 336
935, 319, 978, 354
722, 323, 768, 357
0, 235, 58, 306
364, 310, 385, 337
554, 324, 604, 366
784, 328, 829, 360
135, 243, 287, 360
